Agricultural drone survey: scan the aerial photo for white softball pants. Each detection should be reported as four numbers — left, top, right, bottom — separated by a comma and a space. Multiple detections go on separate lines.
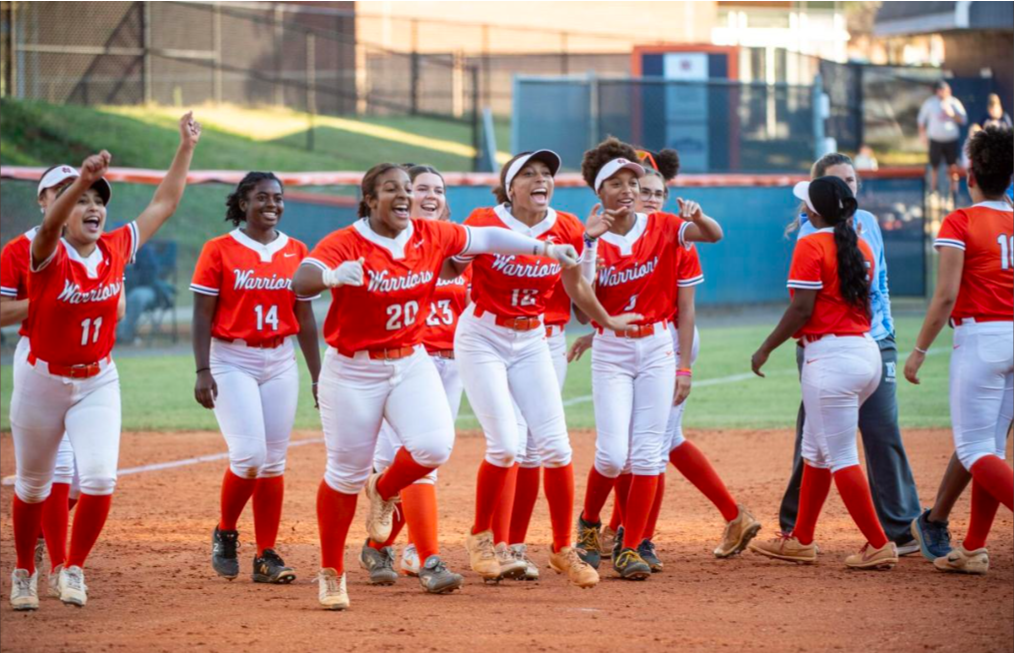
10, 350, 121, 503
455, 304, 572, 469
210, 337, 299, 479
320, 346, 454, 495
12, 338, 77, 486
949, 320, 1014, 470
800, 335, 882, 473
516, 328, 569, 468
591, 323, 676, 478
373, 354, 463, 485
662, 325, 701, 470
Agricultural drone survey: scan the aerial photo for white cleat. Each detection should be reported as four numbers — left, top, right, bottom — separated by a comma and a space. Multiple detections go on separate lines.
58, 565, 88, 607
318, 568, 350, 610
934, 546, 989, 575
10, 569, 39, 611
34, 538, 46, 573
47, 564, 63, 598
364, 474, 400, 544
401, 543, 421, 576
510, 543, 540, 581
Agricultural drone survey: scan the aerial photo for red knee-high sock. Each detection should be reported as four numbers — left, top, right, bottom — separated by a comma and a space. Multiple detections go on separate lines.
622, 474, 659, 549
644, 473, 666, 540
833, 465, 889, 549
792, 464, 832, 545
612, 473, 633, 530
68, 496, 79, 512
969, 455, 1014, 511
13, 496, 45, 574
492, 464, 518, 544
42, 482, 71, 571
670, 441, 739, 522
582, 467, 617, 524
219, 468, 256, 531
371, 503, 407, 550
509, 466, 541, 545
544, 464, 575, 552
401, 483, 439, 562
66, 494, 113, 568
376, 448, 437, 501
252, 476, 284, 556
473, 460, 511, 535
963, 479, 1001, 551
316, 481, 357, 574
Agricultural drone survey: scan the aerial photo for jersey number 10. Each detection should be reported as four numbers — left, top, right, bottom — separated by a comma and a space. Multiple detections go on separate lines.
999, 235, 1014, 270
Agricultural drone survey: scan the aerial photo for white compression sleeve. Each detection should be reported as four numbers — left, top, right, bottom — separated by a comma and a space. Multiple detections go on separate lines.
580, 239, 597, 283
461, 226, 547, 257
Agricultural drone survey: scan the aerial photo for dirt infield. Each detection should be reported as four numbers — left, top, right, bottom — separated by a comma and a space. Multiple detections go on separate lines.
1, 428, 1011, 653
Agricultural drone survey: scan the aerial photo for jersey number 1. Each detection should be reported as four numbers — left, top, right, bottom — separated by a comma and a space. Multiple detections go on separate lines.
80, 317, 103, 346
999, 235, 1014, 270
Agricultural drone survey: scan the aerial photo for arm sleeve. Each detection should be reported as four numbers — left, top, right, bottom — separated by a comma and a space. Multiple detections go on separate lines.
786, 238, 824, 290
190, 241, 222, 297
0, 241, 24, 298
580, 239, 598, 283
461, 226, 546, 258
934, 210, 968, 251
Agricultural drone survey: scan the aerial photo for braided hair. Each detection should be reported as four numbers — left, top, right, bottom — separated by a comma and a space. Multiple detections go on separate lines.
809, 176, 868, 308
225, 172, 282, 226
358, 163, 404, 218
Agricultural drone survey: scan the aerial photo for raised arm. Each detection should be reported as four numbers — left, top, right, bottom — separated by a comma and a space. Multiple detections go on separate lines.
676, 198, 723, 243
135, 112, 202, 247
32, 151, 111, 269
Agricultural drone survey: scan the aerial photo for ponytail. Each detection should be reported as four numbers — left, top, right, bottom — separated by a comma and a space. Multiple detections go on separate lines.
832, 219, 870, 309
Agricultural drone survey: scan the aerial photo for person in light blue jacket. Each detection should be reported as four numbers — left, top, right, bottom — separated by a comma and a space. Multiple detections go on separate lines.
777, 152, 922, 554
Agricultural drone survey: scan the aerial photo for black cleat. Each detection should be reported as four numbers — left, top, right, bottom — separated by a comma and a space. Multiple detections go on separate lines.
418, 555, 464, 594
253, 549, 296, 584
212, 526, 240, 580
637, 539, 664, 573
576, 514, 603, 570
358, 540, 399, 586
613, 547, 652, 580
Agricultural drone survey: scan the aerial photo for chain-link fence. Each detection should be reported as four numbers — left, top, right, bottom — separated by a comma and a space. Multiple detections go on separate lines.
514, 76, 820, 174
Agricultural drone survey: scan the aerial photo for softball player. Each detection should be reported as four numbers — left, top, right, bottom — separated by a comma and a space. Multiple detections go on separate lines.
904, 125, 1013, 575
572, 138, 724, 580
1, 166, 102, 595
9, 113, 201, 612
749, 176, 898, 570
292, 162, 582, 610
444, 149, 643, 590
364, 165, 471, 590
191, 172, 321, 586
779, 153, 922, 558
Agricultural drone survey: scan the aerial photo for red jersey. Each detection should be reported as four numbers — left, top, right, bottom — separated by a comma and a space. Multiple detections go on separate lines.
305, 218, 469, 353
594, 212, 694, 327
787, 229, 875, 339
934, 202, 1014, 322
460, 205, 584, 318
28, 222, 138, 365
423, 266, 472, 353
0, 226, 39, 338
670, 243, 705, 326
191, 229, 315, 345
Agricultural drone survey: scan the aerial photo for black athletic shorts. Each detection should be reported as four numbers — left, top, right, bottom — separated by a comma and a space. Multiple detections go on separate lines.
929, 139, 959, 167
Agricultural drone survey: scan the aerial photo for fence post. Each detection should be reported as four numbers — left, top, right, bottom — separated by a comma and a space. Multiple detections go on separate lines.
213, 1, 222, 104
273, 4, 283, 106
141, 0, 152, 104
306, 32, 316, 152
410, 19, 419, 115
8, 0, 16, 98
853, 63, 864, 149
481, 23, 490, 108
589, 72, 599, 150
471, 66, 480, 172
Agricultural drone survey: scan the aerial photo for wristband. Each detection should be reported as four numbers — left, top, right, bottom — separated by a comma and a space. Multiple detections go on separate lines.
676, 368, 692, 378
914, 346, 929, 355
196, 367, 210, 374
583, 234, 598, 247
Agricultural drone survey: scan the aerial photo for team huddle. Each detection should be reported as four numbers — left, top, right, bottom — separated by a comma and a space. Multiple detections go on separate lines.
3, 112, 1012, 612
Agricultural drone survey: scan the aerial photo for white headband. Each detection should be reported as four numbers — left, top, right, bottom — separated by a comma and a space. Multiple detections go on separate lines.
37, 164, 78, 197
594, 158, 646, 192
793, 181, 817, 214
504, 149, 562, 196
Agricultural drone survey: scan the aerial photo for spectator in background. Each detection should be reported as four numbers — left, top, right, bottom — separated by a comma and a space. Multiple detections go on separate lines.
854, 145, 879, 171
960, 123, 983, 172
918, 81, 967, 199
116, 241, 175, 344
980, 93, 1012, 130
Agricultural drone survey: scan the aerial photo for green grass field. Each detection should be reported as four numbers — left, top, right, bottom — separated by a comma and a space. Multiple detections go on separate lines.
0, 316, 950, 433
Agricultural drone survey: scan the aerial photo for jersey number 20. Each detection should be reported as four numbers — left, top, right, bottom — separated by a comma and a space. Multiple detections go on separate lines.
387, 301, 420, 331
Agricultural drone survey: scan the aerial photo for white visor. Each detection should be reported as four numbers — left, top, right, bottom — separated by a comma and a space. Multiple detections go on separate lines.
594, 158, 646, 192
37, 165, 79, 197
793, 181, 817, 215
504, 149, 562, 194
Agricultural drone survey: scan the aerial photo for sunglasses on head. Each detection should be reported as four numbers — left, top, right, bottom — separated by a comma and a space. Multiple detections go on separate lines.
635, 149, 659, 172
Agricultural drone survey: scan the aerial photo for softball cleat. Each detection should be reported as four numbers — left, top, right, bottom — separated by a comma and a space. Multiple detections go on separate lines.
749, 533, 817, 564
364, 473, 400, 544
466, 529, 501, 580
9, 569, 39, 611
358, 540, 399, 586
715, 505, 762, 558
400, 543, 421, 576
613, 548, 652, 580
252, 549, 296, 584
510, 543, 540, 581
418, 555, 464, 594
317, 568, 350, 611
934, 546, 989, 575
494, 542, 527, 580
844, 542, 898, 571
211, 526, 241, 580
58, 565, 88, 607
548, 546, 599, 589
